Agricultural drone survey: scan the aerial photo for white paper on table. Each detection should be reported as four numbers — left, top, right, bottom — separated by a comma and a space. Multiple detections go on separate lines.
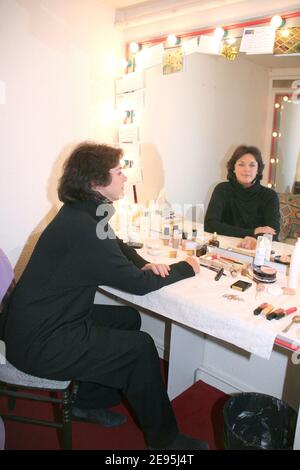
116, 90, 144, 111
182, 37, 199, 55
118, 124, 139, 143
115, 72, 144, 94
240, 26, 275, 54
120, 142, 140, 162
135, 44, 164, 69
198, 35, 222, 55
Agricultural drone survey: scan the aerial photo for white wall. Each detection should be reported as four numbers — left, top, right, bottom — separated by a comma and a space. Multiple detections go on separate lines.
0, 0, 123, 272
135, 53, 269, 211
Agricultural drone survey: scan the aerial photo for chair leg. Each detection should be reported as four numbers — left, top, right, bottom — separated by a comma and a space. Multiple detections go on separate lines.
61, 389, 72, 450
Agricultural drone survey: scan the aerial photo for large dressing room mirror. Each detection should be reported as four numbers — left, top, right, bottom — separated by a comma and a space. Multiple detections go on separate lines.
269, 84, 300, 194
237, 53, 300, 195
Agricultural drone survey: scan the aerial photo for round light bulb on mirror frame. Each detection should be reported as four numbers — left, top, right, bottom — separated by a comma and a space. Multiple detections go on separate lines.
274, 103, 280, 109
283, 95, 289, 102
214, 27, 226, 39
129, 42, 140, 54
270, 158, 275, 164
267, 183, 273, 188
272, 131, 278, 137
167, 34, 180, 47
270, 15, 285, 29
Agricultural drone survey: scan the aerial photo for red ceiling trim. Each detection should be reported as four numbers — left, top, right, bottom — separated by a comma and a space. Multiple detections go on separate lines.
135, 10, 300, 46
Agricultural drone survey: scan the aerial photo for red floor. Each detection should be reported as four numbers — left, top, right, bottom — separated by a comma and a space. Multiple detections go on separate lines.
0, 378, 228, 450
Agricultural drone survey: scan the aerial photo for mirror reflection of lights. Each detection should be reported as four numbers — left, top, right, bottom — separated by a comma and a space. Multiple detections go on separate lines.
276, 159, 279, 163
278, 132, 282, 137
272, 131, 278, 137
267, 183, 272, 188
226, 37, 236, 45
274, 103, 280, 108
281, 29, 290, 38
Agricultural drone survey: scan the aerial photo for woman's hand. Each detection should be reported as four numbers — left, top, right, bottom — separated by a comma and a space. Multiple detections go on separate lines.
184, 257, 200, 274
238, 236, 257, 250
254, 226, 276, 236
142, 263, 170, 278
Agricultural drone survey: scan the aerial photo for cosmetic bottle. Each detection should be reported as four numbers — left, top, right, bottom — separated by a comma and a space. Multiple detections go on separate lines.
208, 232, 219, 247
162, 226, 170, 246
253, 236, 265, 267
288, 238, 300, 289
172, 229, 181, 249
263, 234, 273, 262
181, 231, 188, 250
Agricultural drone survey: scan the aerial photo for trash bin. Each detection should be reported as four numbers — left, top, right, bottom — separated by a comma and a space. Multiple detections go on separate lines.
223, 392, 297, 450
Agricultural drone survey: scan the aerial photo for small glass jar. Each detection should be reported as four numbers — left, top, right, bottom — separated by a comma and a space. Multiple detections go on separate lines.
208, 232, 219, 247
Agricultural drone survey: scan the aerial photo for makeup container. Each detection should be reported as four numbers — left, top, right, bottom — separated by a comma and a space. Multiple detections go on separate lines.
184, 241, 197, 256
266, 308, 285, 320
162, 226, 170, 246
181, 231, 188, 250
254, 236, 266, 266
208, 232, 219, 247
253, 302, 268, 315
172, 229, 181, 249
263, 234, 273, 262
196, 244, 207, 257
261, 304, 275, 316
252, 265, 277, 284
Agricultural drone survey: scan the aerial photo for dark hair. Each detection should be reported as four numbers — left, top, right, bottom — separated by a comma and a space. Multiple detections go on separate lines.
226, 145, 265, 181
58, 142, 123, 203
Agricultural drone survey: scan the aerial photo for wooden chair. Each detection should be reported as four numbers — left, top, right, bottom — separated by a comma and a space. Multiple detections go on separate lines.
0, 249, 76, 450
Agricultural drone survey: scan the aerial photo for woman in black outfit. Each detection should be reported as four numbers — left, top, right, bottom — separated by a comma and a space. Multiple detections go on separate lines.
204, 145, 280, 243
3, 142, 208, 450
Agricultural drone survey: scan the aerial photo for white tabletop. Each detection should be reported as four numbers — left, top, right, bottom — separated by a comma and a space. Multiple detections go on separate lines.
100, 233, 300, 360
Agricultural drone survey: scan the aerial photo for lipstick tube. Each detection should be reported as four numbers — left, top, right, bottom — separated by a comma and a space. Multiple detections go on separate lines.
285, 307, 297, 316
253, 302, 268, 316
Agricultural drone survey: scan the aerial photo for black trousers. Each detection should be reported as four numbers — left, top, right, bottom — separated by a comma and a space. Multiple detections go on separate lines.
74, 304, 178, 448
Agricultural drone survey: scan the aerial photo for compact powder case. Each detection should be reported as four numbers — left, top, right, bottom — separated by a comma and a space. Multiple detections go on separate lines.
253, 265, 277, 284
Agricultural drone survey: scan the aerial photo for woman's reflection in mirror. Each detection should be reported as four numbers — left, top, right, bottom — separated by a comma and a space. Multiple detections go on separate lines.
204, 145, 280, 249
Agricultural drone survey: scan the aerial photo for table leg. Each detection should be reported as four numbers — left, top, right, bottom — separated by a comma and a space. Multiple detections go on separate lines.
167, 322, 206, 400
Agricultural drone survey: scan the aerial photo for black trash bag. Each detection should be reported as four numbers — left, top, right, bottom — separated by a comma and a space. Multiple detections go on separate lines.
223, 392, 297, 450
